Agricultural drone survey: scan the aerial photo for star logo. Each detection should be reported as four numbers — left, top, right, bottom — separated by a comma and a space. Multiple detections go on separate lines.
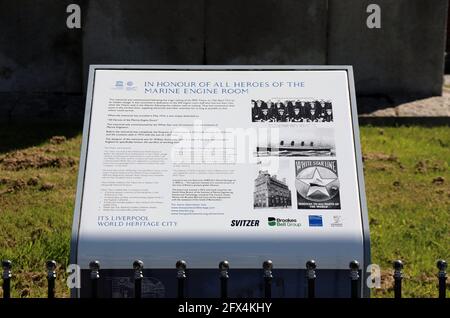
298, 168, 337, 198
295, 164, 340, 203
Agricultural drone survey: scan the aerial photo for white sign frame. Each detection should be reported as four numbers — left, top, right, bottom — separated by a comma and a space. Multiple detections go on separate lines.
70, 65, 371, 297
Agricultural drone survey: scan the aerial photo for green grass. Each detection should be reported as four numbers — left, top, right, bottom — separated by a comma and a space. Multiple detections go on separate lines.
0, 125, 449, 298
0, 130, 80, 297
360, 126, 449, 297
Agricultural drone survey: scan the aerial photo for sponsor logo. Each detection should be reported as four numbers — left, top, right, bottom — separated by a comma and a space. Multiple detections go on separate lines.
267, 217, 301, 227
308, 215, 323, 227
268, 217, 276, 226
112, 80, 137, 91
231, 219, 260, 227
126, 81, 137, 91
112, 80, 124, 90
331, 215, 343, 227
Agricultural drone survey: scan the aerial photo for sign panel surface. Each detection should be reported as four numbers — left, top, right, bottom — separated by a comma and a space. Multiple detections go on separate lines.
72, 66, 369, 270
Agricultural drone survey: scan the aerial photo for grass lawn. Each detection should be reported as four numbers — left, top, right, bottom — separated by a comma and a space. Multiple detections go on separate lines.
0, 124, 449, 298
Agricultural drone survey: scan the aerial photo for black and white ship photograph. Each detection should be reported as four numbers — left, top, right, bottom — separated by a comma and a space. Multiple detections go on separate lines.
251, 99, 333, 123
255, 127, 336, 157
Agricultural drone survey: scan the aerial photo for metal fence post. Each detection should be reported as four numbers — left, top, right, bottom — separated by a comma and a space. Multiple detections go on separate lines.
393, 260, 403, 299
2, 260, 12, 299
349, 260, 360, 299
263, 260, 273, 299
46, 260, 57, 299
176, 260, 187, 299
306, 260, 316, 298
437, 259, 447, 299
89, 260, 100, 298
133, 260, 144, 299
219, 261, 229, 299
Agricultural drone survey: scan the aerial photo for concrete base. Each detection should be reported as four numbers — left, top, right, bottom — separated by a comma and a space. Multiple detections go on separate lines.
205, 0, 327, 65
82, 0, 205, 85
328, 0, 448, 97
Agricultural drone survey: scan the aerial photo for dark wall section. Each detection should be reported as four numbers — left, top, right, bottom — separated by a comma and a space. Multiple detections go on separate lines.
0, 0, 448, 122
0, 0, 83, 122
328, 0, 448, 97
83, 0, 205, 76
0, 1, 82, 93
205, 0, 327, 64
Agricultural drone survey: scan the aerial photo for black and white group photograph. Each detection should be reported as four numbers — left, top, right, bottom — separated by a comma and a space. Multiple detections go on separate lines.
251, 99, 334, 123
255, 127, 336, 157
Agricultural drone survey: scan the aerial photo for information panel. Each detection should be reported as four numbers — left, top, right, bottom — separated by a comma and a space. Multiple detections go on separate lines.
71, 66, 370, 271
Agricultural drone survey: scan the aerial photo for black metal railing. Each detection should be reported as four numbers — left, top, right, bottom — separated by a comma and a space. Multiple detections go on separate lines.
1, 258, 447, 299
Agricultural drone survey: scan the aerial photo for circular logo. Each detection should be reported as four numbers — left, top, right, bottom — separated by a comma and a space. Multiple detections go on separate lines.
295, 166, 339, 202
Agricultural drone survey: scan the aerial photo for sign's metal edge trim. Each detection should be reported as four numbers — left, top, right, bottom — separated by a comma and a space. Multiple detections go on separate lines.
346, 67, 372, 298
70, 65, 98, 298
70, 65, 370, 298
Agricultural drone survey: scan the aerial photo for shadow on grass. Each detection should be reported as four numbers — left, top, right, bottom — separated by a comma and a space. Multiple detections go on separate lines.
0, 122, 83, 154
358, 117, 450, 127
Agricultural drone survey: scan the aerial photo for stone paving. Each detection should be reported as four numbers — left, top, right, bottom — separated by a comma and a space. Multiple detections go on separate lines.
360, 76, 450, 117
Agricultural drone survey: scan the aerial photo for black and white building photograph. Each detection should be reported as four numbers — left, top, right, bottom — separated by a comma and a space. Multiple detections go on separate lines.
253, 161, 292, 209
251, 99, 333, 123
256, 127, 336, 157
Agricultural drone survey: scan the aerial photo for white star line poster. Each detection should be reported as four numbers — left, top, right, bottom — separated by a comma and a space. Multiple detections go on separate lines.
295, 160, 341, 209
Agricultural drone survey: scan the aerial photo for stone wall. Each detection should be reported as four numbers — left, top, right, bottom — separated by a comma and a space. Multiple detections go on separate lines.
0, 0, 447, 122
205, 0, 327, 65
328, 0, 448, 97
